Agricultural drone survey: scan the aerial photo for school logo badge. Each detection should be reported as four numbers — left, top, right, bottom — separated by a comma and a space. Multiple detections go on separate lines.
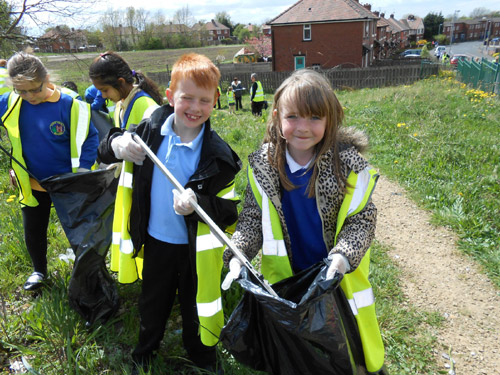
50, 121, 65, 135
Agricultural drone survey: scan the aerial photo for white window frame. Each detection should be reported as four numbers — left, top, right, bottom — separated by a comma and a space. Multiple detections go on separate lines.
303, 24, 311, 41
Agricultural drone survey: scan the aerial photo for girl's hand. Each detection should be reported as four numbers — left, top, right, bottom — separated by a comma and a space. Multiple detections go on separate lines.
326, 253, 350, 280
221, 257, 243, 290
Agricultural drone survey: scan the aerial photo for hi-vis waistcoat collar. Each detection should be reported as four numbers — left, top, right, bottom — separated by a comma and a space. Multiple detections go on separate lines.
247, 164, 385, 373
1, 92, 91, 206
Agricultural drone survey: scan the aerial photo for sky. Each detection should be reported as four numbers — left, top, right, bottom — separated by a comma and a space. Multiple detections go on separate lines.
93, 0, 500, 26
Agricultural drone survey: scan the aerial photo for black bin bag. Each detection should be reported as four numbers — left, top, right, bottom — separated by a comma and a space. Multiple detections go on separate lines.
41, 168, 119, 326
220, 260, 367, 375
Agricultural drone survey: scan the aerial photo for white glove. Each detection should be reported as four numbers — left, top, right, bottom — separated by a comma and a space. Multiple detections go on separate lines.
172, 188, 197, 216
111, 132, 146, 165
221, 257, 243, 291
326, 253, 350, 280
106, 162, 122, 178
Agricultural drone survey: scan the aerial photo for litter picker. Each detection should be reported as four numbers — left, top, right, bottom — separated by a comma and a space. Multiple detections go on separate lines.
131, 133, 279, 298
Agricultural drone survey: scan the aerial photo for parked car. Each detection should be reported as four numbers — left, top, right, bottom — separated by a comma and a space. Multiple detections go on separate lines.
450, 54, 469, 65
434, 46, 446, 57
400, 49, 421, 57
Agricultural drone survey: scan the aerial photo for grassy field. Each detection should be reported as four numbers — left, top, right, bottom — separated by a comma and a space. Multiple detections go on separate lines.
40, 45, 244, 95
0, 57, 498, 374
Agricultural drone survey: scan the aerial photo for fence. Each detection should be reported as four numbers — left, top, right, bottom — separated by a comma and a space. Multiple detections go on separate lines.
457, 58, 500, 94
147, 62, 439, 94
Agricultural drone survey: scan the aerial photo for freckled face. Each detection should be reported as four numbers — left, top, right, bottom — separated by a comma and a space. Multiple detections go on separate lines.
278, 102, 326, 163
166, 78, 216, 132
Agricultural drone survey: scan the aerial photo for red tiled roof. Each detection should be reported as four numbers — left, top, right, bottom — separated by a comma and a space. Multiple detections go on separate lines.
269, 0, 378, 25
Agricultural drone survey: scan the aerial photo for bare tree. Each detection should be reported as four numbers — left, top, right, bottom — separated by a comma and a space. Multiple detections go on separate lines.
1, 0, 97, 42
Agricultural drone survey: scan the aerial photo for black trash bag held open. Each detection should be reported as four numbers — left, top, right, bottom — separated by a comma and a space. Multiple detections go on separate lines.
41, 168, 119, 325
220, 260, 367, 375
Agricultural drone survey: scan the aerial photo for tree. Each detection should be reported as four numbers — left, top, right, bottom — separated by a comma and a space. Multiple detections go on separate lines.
469, 7, 490, 19
246, 35, 271, 59
215, 11, 233, 32
423, 12, 444, 40
234, 24, 250, 42
1, 0, 97, 50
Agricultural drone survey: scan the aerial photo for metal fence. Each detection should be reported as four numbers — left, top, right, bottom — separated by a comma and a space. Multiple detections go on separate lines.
148, 61, 439, 93
457, 58, 500, 94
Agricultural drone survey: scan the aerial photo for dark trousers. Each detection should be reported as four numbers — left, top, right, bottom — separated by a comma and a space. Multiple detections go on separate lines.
252, 101, 265, 116
21, 189, 52, 275
132, 235, 216, 367
235, 96, 242, 110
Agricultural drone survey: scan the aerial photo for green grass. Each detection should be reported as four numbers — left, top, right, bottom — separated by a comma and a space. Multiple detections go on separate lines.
1, 61, 499, 374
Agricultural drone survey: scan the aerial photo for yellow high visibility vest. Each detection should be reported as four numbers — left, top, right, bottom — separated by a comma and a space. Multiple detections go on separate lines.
0, 67, 10, 95
1, 92, 91, 206
195, 181, 239, 346
251, 81, 264, 102
227, 91, 235, 104
248, 165, 385, 373
110, 96, 159, 284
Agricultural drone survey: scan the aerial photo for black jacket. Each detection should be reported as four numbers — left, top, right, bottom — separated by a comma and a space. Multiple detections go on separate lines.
98, 104, 242, 259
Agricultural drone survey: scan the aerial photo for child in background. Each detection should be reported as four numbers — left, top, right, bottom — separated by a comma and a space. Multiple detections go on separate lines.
227, 86, 235, 114
89, 51, 163, 284
60, 81, 82, 100
98, 53, 241, 374
222, 69, 387, 374
0, 52, 98, 291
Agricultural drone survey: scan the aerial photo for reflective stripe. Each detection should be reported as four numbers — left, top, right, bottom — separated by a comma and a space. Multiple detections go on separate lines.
260, 182, 287, 257
348, 167, 371, 216
73, 100, 90, 169
197, 297, 223, 317
221, 189, 236, 199
196, 232, 223, 252
142, 104, 159, 120
71, 157, 80, 169
347, 287, 375, 316
120, 238, 134, 255
119, 170, 133, 189
112, 232, 121, 245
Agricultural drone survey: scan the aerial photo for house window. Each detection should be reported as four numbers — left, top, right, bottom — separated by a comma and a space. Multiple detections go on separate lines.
303, 24, 311, 41
364, 22, 369, 37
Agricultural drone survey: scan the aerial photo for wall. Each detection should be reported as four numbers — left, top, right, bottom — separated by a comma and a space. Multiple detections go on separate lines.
272, 22, 363, 71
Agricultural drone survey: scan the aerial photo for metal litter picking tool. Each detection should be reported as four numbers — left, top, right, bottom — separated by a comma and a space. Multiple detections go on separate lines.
131, 133, 279, 298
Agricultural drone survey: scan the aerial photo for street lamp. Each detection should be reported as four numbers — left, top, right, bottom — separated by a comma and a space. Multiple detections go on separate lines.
450, 10, 460, 54
438, 23, 443, 35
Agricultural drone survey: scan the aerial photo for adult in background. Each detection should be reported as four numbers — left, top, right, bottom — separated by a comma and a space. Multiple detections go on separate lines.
0, 52, 99, 291
250, 73, 265, 116
231, 77, 244, 111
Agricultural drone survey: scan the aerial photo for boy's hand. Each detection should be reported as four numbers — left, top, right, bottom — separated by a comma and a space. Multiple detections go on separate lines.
111, 132, 146, 165
173, 188, 197, 216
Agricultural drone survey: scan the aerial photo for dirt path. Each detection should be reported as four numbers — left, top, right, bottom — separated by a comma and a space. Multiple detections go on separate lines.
372, 175, 500, 375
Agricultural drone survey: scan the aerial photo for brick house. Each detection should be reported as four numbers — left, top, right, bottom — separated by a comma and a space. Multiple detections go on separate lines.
192, 19, 230, 45
443, 18, 500, 43
37, 26, 87, 53
404, 15, 425, 43
268, 0, 379, 71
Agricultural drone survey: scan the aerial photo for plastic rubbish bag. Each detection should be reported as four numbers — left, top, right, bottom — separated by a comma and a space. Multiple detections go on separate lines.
220, 260, 367, 375
41, 168, 119, 326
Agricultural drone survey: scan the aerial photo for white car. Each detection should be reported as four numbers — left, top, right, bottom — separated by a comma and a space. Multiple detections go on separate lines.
434, 46, 446, 57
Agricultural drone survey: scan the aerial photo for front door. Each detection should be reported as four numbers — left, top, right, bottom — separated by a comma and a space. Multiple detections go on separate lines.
294, 55, 305, 70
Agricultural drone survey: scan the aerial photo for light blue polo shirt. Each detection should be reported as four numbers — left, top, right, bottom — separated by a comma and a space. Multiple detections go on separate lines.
147, 114, 205, 244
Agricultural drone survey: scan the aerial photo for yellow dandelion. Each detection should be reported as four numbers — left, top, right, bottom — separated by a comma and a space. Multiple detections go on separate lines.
413, 133, 418, 137
0, 190, 3, 194
394, 160, 398, 164
463, 114, 467, 117
6, 198, 14, 203
9, 195, 16, 199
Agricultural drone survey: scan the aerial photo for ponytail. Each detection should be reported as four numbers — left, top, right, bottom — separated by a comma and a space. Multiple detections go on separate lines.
89, 51, 163, 105
134, 71, 163, 105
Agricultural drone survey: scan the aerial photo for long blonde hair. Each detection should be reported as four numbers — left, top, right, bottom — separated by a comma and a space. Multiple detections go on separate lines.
265, 69, 344, 197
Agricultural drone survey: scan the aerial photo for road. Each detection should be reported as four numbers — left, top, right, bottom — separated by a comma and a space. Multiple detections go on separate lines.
432, 40, 498, 61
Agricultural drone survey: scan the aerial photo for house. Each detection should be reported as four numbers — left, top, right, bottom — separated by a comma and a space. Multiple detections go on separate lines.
404, 15, 424, 43
269, 0, 379, 71
37, 26, 87, 53
385, 14, 409, 49
373, 11, 392, 59
262, 24, 272, 37
192, 19, 230, 45
443, 18, 500, 43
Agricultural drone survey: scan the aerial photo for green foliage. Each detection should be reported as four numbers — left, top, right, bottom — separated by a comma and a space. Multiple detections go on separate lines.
337, 76, 500, 286
423, 12, 445, 40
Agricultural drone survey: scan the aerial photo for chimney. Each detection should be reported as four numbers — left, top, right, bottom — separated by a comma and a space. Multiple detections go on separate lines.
363, 3, 371, 11
390, 14, 394, 19
373, 11, 379, 17
380, 13, 385, 18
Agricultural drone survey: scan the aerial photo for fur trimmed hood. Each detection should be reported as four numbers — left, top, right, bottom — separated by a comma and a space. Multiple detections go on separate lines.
337, 126, 369, 154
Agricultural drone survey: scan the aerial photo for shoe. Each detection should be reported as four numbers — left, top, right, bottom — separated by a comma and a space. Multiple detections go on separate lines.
23, 272, 45, 291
